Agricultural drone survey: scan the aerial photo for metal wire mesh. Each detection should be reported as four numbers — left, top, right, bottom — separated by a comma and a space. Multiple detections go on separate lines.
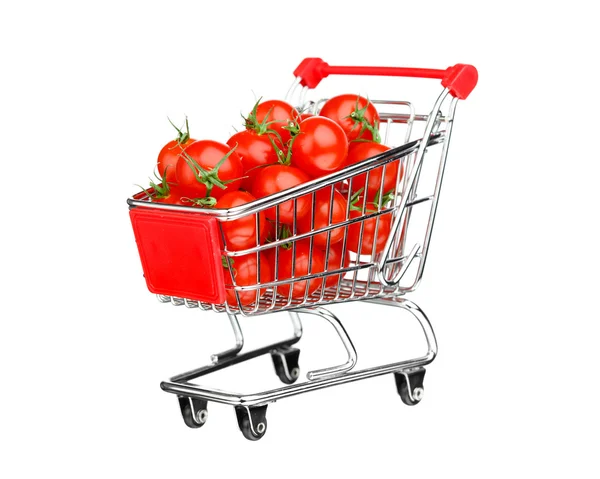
130, 95, 456, 316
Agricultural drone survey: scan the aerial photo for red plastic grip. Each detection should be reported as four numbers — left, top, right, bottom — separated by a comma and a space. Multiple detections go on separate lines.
293, 58, 478, 99
129, 207, 226, 304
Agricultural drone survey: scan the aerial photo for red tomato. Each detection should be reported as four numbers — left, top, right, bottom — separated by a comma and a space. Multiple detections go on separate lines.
297, 188, 348, 247
227, 130, 280, 192
176, 140, 243, 200
263, 220, 292, 244
251, 165, 312, 223
347, 203, 392, 255
223, 253, 273, 306
272, 242, 325, 299
157, 118, 195, 184
153, 185, 187, 206
291, 116, 348, 178
322, 243, 351, 288
343, 142, 400, 200
142, 171, 186, 205
319, 94, 380, 142
215, 191, 267, 251
253, 100, 299, 145
157, 138, 195, 184
263, 219, 277, 242
298, 112, 314, 121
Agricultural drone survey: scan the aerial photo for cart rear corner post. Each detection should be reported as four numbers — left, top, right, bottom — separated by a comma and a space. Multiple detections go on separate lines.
127, 58, 477, 440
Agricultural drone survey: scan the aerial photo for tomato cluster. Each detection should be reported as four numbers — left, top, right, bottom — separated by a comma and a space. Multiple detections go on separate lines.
143, 95, 401, 306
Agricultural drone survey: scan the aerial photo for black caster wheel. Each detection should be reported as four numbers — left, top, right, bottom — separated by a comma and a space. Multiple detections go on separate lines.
235, 405, 268, 441
271, 347, 301, 385
178, 396, 208, 428
394, 368, 426, 406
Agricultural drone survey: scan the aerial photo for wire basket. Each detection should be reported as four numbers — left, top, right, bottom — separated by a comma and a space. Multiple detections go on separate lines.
128, 59, 476, 317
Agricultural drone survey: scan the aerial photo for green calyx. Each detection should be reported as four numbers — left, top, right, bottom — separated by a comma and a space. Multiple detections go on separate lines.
278, 224, 293, 250
345, 96, 381, 144
222, 255, 236, 276
266, 221, 293, 249
137, 169, 172, 200
268, 134, 290, 166
181, 196, 217, 207
168, 116, 191, 146
373, 189, 396, 208
349, 188, 367, 212
244, 98, 284, 139
244, 98, 294, 165
275, 121, 302, 166
349, 187, 395, 213
182, 144, 240, 197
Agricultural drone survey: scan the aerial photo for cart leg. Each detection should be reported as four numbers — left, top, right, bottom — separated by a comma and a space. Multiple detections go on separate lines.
296, 306, 357, 381
178, 396, 208, 428
210, 311, 303, 365
235, 405, 268, 441
270, 311, 303, 384
271, 346, 301, 384
394, 367, 426, 406
210, 313, 244, 364
365, 297, 438, 363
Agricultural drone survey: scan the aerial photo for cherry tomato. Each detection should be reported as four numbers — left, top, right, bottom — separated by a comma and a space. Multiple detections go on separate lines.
298, 112, 314, 121
322, 243, 351, 288
319, 94, 380, 142
347, 201, 392, 255
291, 116, 348, 178
263, 220, 292, 244
272, 241, 325, 299
157, 138, 195, 184
176, 140, 243, 200
297, 188, 348, 247
153, 184, 187, 206
215, 191, 267, 251
251, 164, 312, 223
227, 130, 280, 192
142, 171, 186, 205
223, 253, 273, 306
253, 100, 299, 145
157, 118, 195, 184
343, 142, 400, 200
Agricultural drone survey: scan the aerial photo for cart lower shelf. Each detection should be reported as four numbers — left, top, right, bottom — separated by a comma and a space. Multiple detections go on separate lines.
160, 296, 437, 440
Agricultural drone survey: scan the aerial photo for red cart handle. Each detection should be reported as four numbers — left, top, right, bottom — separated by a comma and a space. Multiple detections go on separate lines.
293, 58, 478, 100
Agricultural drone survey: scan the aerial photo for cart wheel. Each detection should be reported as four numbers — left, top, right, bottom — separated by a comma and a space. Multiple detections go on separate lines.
178, 396, 208, 428
271, 347, 301, 385
394, 368, 426, 406
235, 405, 268, 441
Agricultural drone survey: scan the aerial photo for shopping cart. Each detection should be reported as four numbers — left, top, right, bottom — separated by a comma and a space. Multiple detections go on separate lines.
128, 58, 477, 440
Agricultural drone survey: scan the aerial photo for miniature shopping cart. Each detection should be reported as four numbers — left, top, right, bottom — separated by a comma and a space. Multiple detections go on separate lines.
128, 58, 477, 440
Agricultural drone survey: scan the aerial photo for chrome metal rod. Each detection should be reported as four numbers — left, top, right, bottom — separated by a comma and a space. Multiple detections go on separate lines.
289, 311, 303, 339
365, 297, 437, 358
169, 336, 301, 384
170, 312, 304, 383
210, 313, 244, 364
209, 311, 304, 364
162, 298, 436, 407
295, 307, 357, 380
377, 89, 450, 287
161, 352, 433, 406
285, 77, 301, 103
411, 97, 459, 291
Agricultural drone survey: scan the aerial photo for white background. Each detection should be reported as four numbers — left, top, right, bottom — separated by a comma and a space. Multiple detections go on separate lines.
1, 1, 599, 477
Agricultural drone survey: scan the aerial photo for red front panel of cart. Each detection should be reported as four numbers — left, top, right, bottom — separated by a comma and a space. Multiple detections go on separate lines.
129, 208, 226, 304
